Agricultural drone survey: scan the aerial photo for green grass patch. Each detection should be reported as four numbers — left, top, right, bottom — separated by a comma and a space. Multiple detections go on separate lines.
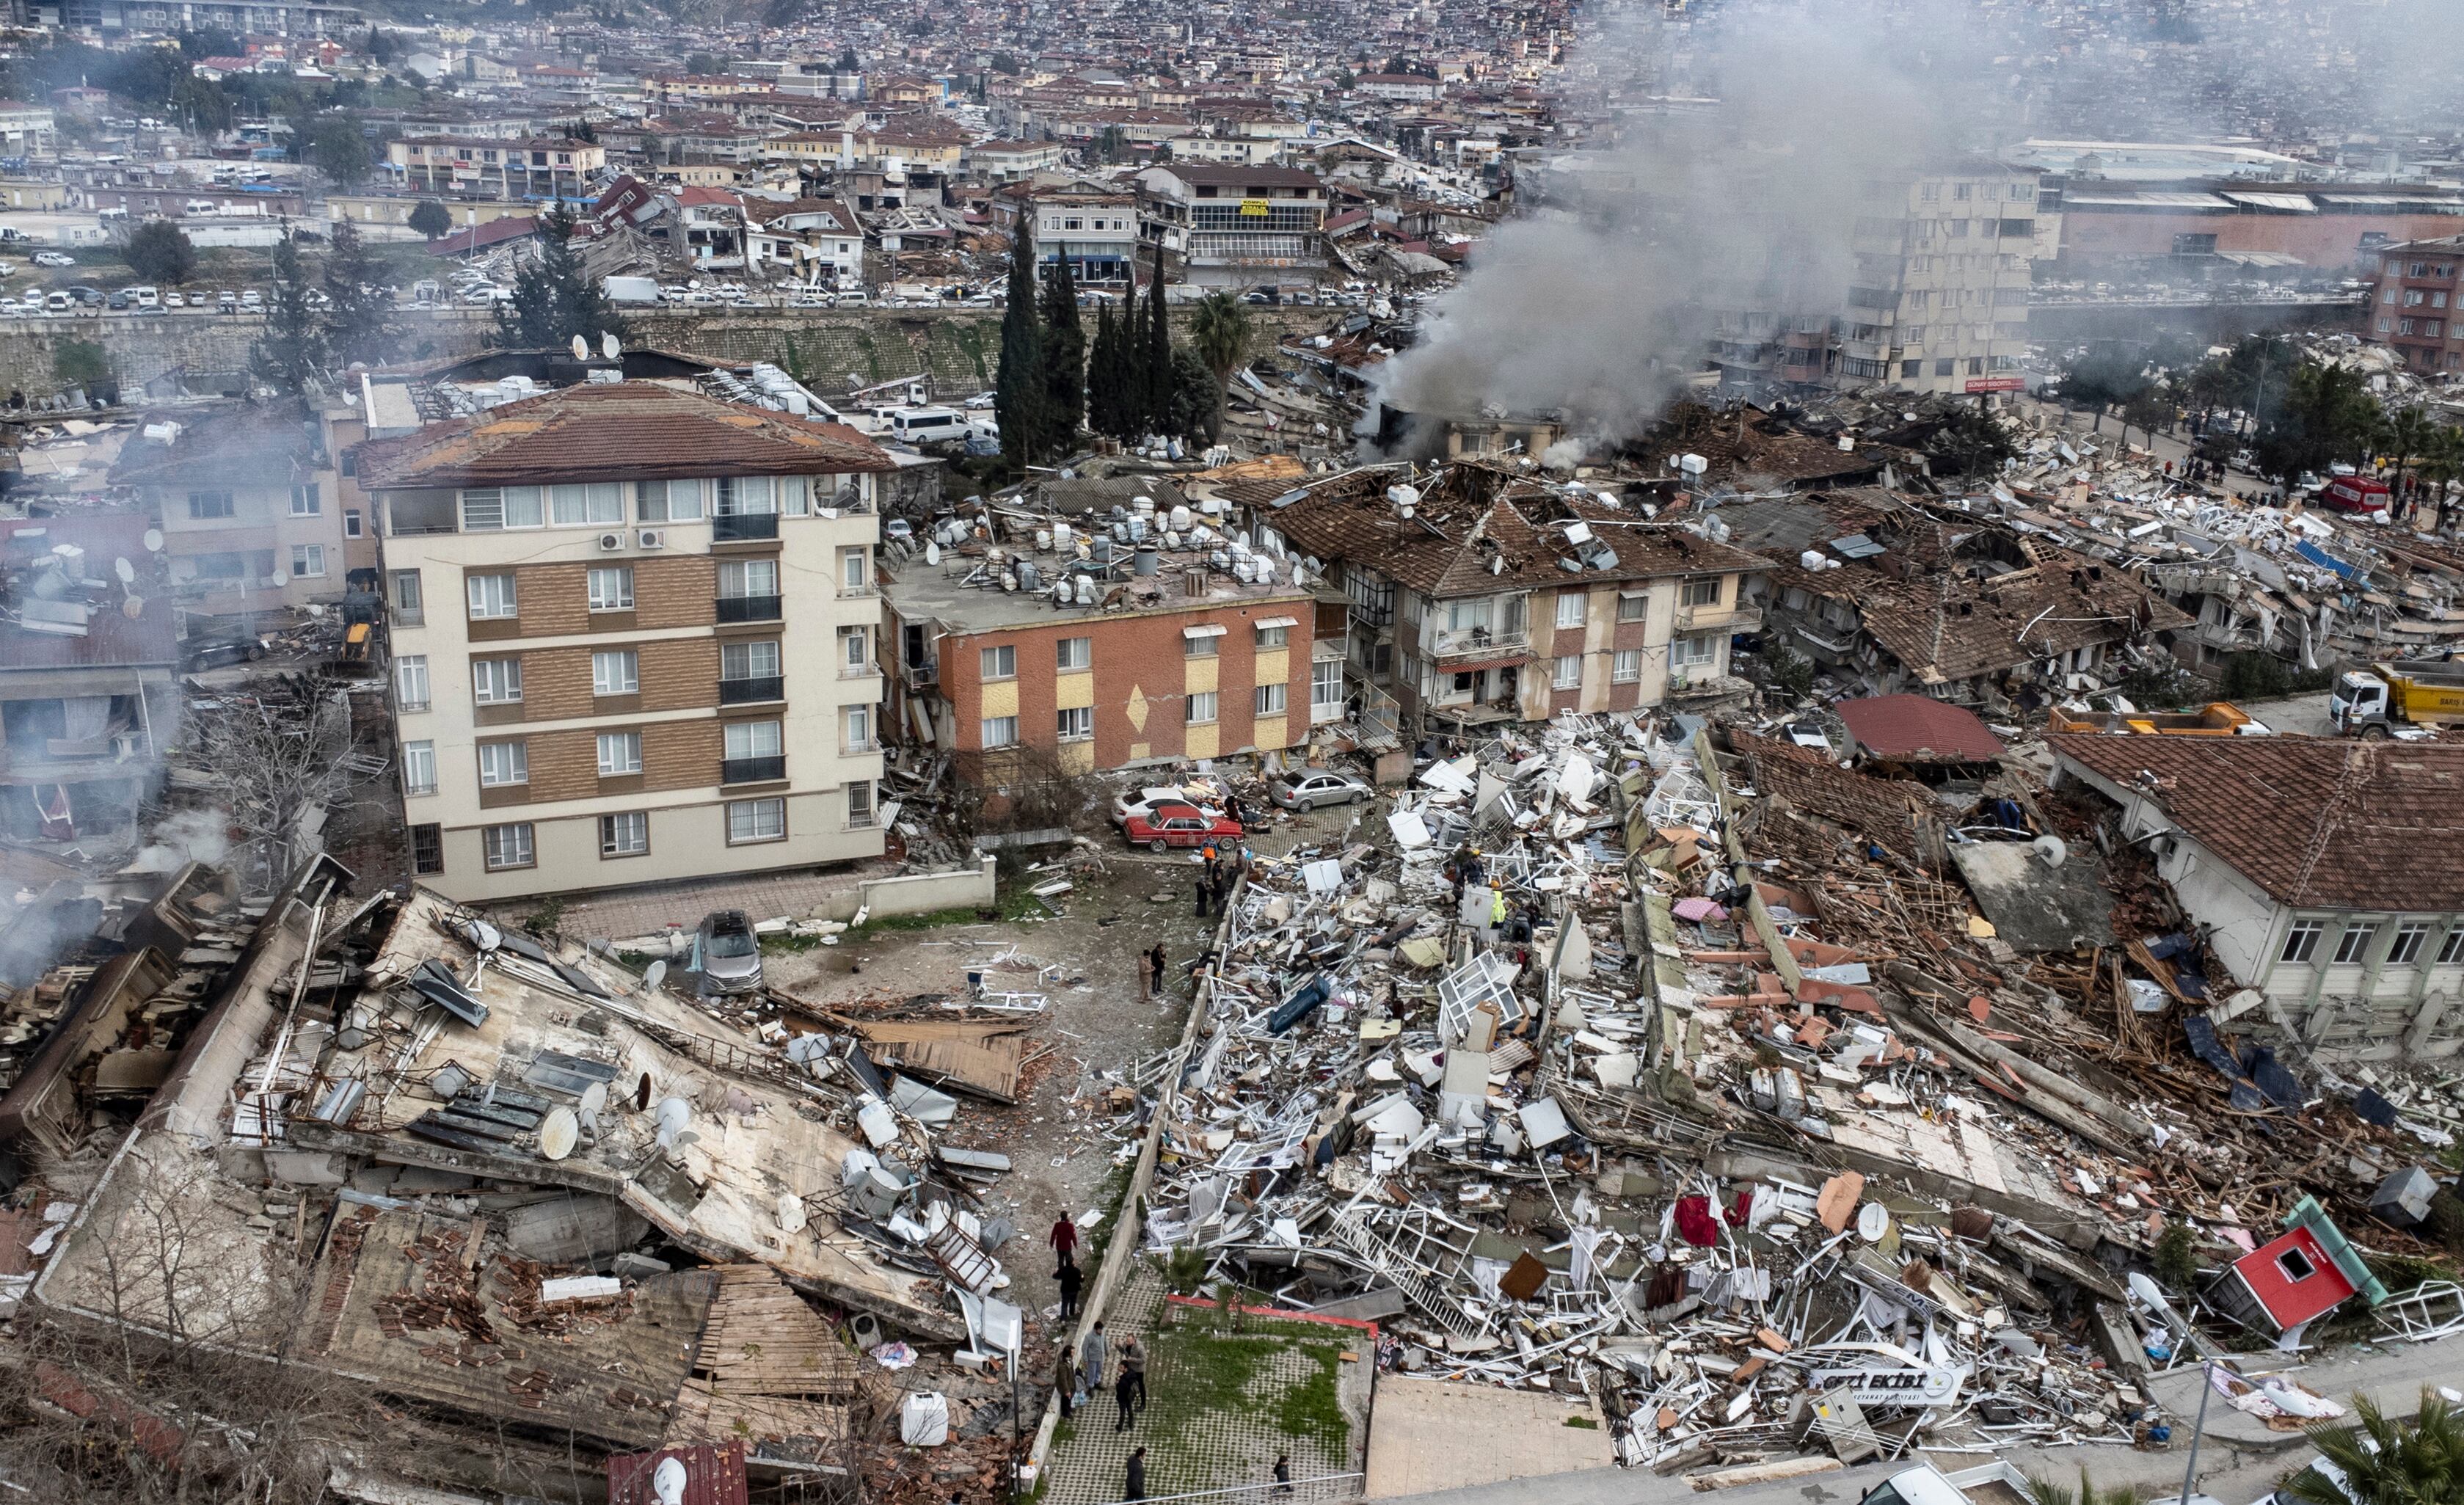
759, 930, 826, 955
1564, 1415, 1600, 1429
1134, 1311, 1355, 1480
842, 903, 999, 941
1272, 1343, 1348, 1448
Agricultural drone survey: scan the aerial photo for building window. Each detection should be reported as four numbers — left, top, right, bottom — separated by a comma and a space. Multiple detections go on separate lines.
727, 797, 787, 844
1057, 706, 1094, 740
2281, 919, 2327, 964
1672, 633, 1718, 670
391, 569, 423, 618
1255, 623, 1290, 649
844, 704, 874, 751
1680, 577, 1722, 607
467, 572, 517, 619
833, 627, 869, 671
981, 644, 1017, 680
981, 715, 1019, 748
478, 740, 528, 787
597, 730, 643, 776
718, 558, 779, 598
1255, 682, 1286, 715
592, 649, 638, 696
482, 823, 535, 870
344, 508, 362, 538
2276, 1246, 2317, 1283
599, 810, 650, 856
291, 544, 326, 577
723, 640, 781, 681
1611, 649, 1641, 683
1554, 655, 1581, 690
2391, 922, 2434, 966
1555, 591, 1586, 629
588, 566, 634, 611
402, 740, 437, 796
847, 780, 875, 828
1936, 358, 1955, 377
725, 720, 784, 761
2439, 928, 2464, 966
638, 478, 704, 521
1311, 660, 1343, 718
550, 482, 625, 525
840, 547, 870, 591
396, 655, 431, 712
2334, 923, 2380, 966
1057, 636, 1091, 671
473, 657, 523, 704
1616, 592, 1648, 622
1187, 690, 1218, 724
187, 490, 234, 520
411, 823, 445, 875
460, 487, 544, 530
1186, 627, 1222, 657
289, 482, 321, 517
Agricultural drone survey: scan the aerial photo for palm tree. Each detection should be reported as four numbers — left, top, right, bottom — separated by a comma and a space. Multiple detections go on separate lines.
2280, 1388, 2464, 1505
2025, 1469, 2139, 1505
1187, 291, 1253, 434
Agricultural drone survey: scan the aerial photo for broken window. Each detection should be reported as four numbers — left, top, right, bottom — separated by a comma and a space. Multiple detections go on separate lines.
2276, 1246, 2317, 1282
2391, 922, 2433, 966
2334, 923, 2380, 966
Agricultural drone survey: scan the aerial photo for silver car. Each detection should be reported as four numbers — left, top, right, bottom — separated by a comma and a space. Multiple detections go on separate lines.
1271, 770, 1374, 811
693, 909, 764, 996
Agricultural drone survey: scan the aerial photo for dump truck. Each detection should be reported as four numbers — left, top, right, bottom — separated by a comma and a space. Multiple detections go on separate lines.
2048, 702, 2268, 736
2329, 660, 2464, 736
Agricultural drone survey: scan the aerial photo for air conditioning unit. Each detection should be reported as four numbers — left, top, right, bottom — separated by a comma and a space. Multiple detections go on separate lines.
637, 528, 666, 550
598, 532, 624, 550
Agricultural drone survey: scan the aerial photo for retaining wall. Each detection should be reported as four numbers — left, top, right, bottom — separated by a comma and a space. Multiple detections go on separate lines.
810, 854, 998, 922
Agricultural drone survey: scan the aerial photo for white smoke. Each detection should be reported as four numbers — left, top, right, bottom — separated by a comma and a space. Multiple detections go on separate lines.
128, 807, 235, 875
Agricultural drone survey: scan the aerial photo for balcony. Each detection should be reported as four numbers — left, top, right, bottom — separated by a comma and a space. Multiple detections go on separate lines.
1430, 626, 1531, 666
1674, 603, 1765, 633
841, 658, 880, 679
720, 674, 786, 704
722, 754, 787, 784
712, 512, 781, 543
716, 594, 783, 624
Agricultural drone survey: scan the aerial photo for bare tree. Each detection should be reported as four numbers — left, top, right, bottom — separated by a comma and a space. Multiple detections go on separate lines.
175, 672, 367, 890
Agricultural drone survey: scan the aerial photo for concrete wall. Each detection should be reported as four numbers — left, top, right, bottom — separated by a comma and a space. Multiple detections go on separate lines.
805, 855, 995, 922
1, 303, 1332, 399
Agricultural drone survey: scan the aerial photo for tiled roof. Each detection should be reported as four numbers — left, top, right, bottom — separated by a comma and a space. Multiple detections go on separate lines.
1837, 695, 2005, 762
353, 382, 895, 488
2054, 735, 2464, 911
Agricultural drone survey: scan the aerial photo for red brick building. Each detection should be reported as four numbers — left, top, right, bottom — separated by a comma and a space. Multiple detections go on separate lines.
2364, 236, 2464, 375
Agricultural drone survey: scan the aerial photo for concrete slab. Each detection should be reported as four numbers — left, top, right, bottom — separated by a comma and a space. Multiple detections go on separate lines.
1363, 1376, 1614, 1499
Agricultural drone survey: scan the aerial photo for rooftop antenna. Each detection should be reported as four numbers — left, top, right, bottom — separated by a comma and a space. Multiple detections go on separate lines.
571, 333, 589, 359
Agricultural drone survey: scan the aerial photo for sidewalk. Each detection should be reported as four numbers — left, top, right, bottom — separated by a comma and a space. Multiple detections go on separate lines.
486, 861, 889, 941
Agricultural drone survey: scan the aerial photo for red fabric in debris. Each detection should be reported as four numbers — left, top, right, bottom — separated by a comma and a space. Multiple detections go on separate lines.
1727, 1187, 1754, 1226
1674, 1195, 1721, 1246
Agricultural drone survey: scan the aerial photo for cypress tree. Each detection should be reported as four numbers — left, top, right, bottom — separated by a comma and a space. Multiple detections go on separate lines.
1039, 250, 1085, 445
1145, 244, 1174, 438
994, 218, 1047, 469
1088, 303, 1120, 440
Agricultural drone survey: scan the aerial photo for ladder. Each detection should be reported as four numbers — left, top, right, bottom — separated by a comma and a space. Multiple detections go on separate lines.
925, 1218, 1002, 1294
1326, 1208, 1486, 1341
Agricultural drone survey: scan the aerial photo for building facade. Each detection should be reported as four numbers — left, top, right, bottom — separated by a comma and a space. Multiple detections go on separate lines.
109, 409, 362, 621
386, 136, 607, 198
2363, 236, 2464, 375
1133, 162, 1330, 289
357, 382, 892, 903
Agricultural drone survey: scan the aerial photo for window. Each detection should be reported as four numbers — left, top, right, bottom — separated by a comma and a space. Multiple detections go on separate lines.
291, 544, 326, 577
1187, 690, 1219, 724
1554, 655, 1581, 690
1255, 682, 1286, 715
1186, 628, 1222, 657
1680, 577, 1722, 607
727, 798, 787, 844
1555, 591, 1586, 629
597, 730, 643, 776
723, 641, 781, 679
473, 657, 523, 704
980, 644, 1017, 680
344, 508, 362, 539
2441, 928, 2464, 966
396, 655, 431, 712
1611, 649, 1641, 683
847, 781, 875, 828
2281, 919, 2326, 964
1057, 706, 1094, 740
289, 482, 321, 517
715, 475, 777, 514
467, 572, 517, 619
482, 823, 535, 870
981, 715, 1018, 748
1936, 358, 1956, 377
460, 487, 544, 531
844, 704, 874, 750
1311, 660, 1343, 719
1255, 622, 1290, 648
1671, 633, 1718, 669
2275, 1246, 2317, 1283
718, 558, 779, 597
2334, 923, 2380, 966
402, 740, 437, 796
1616, 591, 1648, 622
2391, 922, 2434, 966
549, 482, 624, 525
638, 478, 705, 522
1057, 636, 1091, 671
588, 566, 634, 611
411, 823, 445, 875
840, 548, 870, 591
839, 627, 871, 671
186, 490, 234, 520
589, 649, 638, 697
391, 569, 423, 617
478, 740, 528, 787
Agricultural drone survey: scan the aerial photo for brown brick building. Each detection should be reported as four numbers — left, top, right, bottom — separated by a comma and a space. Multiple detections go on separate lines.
2365, 236, 2464, 376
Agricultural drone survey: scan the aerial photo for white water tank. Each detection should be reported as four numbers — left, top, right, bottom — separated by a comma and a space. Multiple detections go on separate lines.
1170, 503, 1193, 533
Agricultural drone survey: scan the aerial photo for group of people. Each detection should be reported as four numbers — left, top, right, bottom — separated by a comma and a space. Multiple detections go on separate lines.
1193, 839, 1247, 919
1048, 1214, 1146, 1435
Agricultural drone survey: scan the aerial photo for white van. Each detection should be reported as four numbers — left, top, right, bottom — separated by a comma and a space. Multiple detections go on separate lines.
889, 407, 969, 444
127, 285, 158, 309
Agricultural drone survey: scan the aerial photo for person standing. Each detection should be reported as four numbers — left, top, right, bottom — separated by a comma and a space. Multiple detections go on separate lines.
1119, 1333, 1148, 1414
1274, 1455, 1292, 1497
1195, 875, 1210, 919
1113, 1360, 1138, 1431
1048, 1211, 1079, 1271
1057, 1256, 1082, 1320
1148, 944, 1167, 996
1081, 1321, 1108, 1396
1054, 1345, 1077, 1421
1137, 947, 1151, 1001
1126, 1447, 1148, 1501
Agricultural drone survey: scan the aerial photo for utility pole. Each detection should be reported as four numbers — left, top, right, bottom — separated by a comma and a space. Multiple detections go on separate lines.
2175, 1357, 2217, 1505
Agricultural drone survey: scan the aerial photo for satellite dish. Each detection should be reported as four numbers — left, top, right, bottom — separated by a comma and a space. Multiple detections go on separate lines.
1856, 1203, 1892, 1242
470, 919, 502, 952
924, 539, 940, 565
539, 1107, 578, 1160
121, 596, 146, 619
112, 556, 134, 583
602, 332, 620, 359
579, 1080, 608, 1120
652, 1457, 690, 1505
571, 333, 589, 359
644, 958, 667, 992
778, 1192, 807, 1233
142, 528, 163, 553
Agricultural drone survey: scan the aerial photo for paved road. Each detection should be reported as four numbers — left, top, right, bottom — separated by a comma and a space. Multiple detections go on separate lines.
1369, 1335, 2463, 1505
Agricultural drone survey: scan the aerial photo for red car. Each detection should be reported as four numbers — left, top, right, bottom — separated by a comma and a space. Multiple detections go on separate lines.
1121, 802, 1244, 853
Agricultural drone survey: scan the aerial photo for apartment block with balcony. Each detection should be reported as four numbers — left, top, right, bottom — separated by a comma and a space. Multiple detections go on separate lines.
356, 381, 893, 903
108, 406, 362, 623
1266, 464, 1770, 726
2363, 236, 2464, 376
1132, 161, 1330, 290
385, 136, 608, 199
1840, 167, 2038, 396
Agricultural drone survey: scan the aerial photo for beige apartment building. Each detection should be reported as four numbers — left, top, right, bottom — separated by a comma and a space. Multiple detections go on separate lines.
110, 408, 370, 621
357, 382, 894, 903
1840, 167, 2039, 395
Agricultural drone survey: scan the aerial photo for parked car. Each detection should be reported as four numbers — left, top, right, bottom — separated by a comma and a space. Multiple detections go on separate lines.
106, 290, 130, 310
161, 291, 183, 307
31, 250, 75, 267
693, 909, 765, 996
1270, 770, 1374, 811
1113, 786, 1225, 828
1122, 804, 1244, 853
128, 285, 158, 309
216, 290, 236, 312
239, 289, 263, 311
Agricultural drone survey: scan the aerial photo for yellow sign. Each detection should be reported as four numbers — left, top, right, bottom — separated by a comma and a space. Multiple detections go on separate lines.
1239, 198, 1271, 217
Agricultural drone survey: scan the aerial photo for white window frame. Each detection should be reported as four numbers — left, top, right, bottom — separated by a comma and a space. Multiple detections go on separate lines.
1057, 705, 1093, 740
725, 720, 784, 760
396, 655, 430, 712
1616, 591, 1649, 622
1255, 682, 1286, 715
1555, 591, 1586, 629
1680, 577, 1722, 607
592, 649, 639, 696
2281, 918, 2326, 964
1670, 633, 1718, 670
597, 729, 643, 776
981, 644, 1018, 680
638, 478, 706, 522
289, 482, 321, 517
2391, 921, 2434, 966
1311, 660, 1343, 721
844, 704, 874, 751
473, 657, 523, 704
981, 715, 1018, 748
718, 558, 779, 597
550, 481, 625, 526
482, 822, 536, 870
402, 740, 437, 796
290, 543, 326, 577
1057, 636, 1092, 671
1255, 623, 1290, 649
588, 565, 634, 611
1553, 655, 1581, 690
344, 508, 363, 539
187, 489, 234, 520
467, 572, 517, 619
840, 547, 870, 591
1611, 649, 1641, 684
846, 780, 875, 828
1187, 690, 1219, 724
727, 797, 787, 845
477, 740, 528, 787
723, 640, 781, 679
2334, 922, 2380, 966
601, 810, 649, 856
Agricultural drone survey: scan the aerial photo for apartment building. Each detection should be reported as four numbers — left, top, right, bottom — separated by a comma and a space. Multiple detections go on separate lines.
1268, 466, 1769, 725
1132, 162, 1331, 289
109, 408, 364, 622
884, 542, 1318, 778
2363, 236, 2464, 376
385, 136, 608, 198
988, 181, 1140, 286
355, 382, 894, 903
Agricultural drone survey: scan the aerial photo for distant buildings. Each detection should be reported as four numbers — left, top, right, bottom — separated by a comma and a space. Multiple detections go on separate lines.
1133, 161, 1332, 291
2363, 236, 2464, 376
385, 135, 607, 198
